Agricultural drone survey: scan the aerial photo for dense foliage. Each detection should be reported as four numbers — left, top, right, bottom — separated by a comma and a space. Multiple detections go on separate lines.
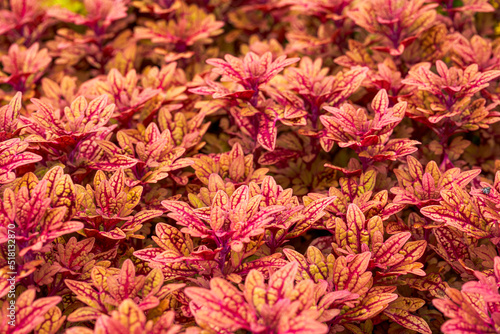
1, 0, 500, 333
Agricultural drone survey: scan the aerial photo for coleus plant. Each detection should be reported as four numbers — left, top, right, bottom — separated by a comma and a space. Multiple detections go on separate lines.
0, 166, 83, 301
432, 0, 495, 33
320, 89, 420, 166
192, 142, 269, 186
139, 62, 189, 124
135, 174, 291, 280
281, 57, 368, 131
0, 166, 82, 256
347, 0, 438, 56
0, 0, 53, 46
402, 60, 500, 127
47, 0, 133, 73
184, 261, 354, 334
0, 138, 41, 184
450, 34, 500, 72
311, 169, 405, 221
283, 246, 431, 334
63, 259, 185, 323
390, 155, 481, 208
191, 51, 301, 151
0, 289, 62, 334
0, 91, 22, 141
134, 2, 225, 62
0, 43, 52, 95
93, 122, 194, 185
20, 94, 116, 166
37, 76, 78, 112
420, 181, 497, 239
77, 68, 160, 125
1, 0, 500, 333
66, 302, 181, 334
75, 169, 163, 245
401, 61, 500, 167
134, 174, 335, 281
331, 203, 427, 279
433, 256, 500, 333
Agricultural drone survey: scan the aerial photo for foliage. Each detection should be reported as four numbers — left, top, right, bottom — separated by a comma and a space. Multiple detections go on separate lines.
0, 0, 499, 333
